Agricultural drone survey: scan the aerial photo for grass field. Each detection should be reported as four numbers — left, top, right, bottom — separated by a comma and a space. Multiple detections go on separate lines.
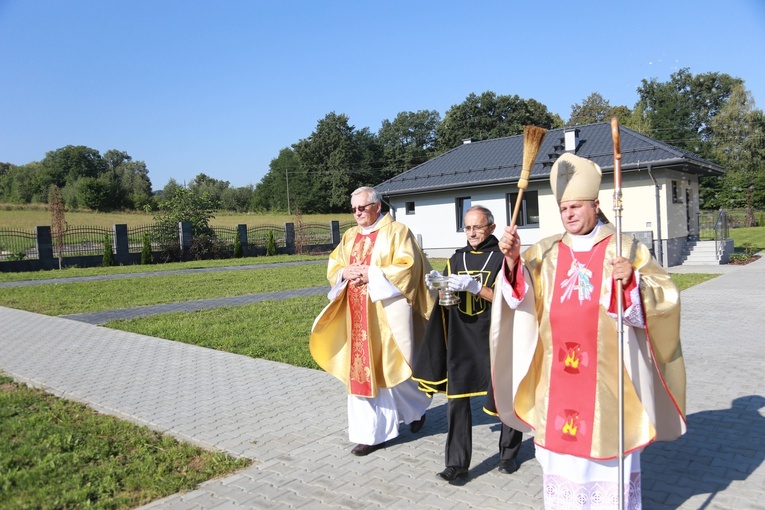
729, 225, 765, 253
0, 205, 354, 230
0, 374, 250, 508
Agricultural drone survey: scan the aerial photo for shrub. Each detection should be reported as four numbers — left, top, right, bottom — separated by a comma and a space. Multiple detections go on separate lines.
102, 235, 115, 267
159, 240, 183, 263
153, 188, 218, 238
188, 234, 230, 261
233, 232, 243, 258
141, 233, 153, 265
742, 242, 757, 257
728, 253, 751, 264
266, 230, 277, 256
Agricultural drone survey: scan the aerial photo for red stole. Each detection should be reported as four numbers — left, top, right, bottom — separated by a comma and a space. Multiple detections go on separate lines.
545, 238, 610, 456
348, 231, 378, 397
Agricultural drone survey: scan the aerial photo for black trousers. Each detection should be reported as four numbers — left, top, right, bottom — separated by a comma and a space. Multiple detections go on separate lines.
445, 396, 523, 468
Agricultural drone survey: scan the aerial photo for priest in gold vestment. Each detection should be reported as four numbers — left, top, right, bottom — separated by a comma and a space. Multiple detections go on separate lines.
311, 186, 435, 456
491, 153, 686, 509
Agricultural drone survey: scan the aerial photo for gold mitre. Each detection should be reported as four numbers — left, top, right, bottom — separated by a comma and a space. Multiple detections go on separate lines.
550, 152, 602, 203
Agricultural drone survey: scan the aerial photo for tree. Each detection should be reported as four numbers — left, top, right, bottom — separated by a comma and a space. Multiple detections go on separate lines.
75, 177, 111, 211
113, 158, 154, 210
378, 110, 440, 180
221, 185, 254, 212
38, 145, 106, 194
635, 68, 744, 156
153, 186, 219, 237
157, 178, 183, 205
568, 92, 632, 126
3, 162, 42, 203
436, 91, 564, 151
189, 173, 231, 205
708, 84, 765, 220
0, 163, 12, 201
292, 112, 370, 212
252, 147, 303, 213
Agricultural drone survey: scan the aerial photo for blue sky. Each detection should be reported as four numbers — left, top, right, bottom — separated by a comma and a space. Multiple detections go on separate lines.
1, 0, 764, 190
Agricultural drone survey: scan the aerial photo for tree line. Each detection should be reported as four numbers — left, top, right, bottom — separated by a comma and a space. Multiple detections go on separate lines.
2, 68, 763, 221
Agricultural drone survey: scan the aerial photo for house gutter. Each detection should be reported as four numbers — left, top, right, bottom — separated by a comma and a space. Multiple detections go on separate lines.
645, 163, 664, 266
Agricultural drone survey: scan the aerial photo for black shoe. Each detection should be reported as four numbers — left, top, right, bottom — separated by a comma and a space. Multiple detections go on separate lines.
351, 442, 385, 456
436, 466, 469, 482
409, 413, 426, 433
497, 459, 518, 474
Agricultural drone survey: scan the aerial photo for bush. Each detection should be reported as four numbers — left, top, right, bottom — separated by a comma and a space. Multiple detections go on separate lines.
102, 235, 115, 267
159, 240, 183, 263
266, 230, 277, 256
141, 233, 153, 265
153, 188, 218, 238
742, 242, 758, 257
188, 234, 230, 261
233, 232, 243, 258
729, 253, 751, 264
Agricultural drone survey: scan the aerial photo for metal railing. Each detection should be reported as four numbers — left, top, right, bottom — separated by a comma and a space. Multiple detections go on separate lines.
713, 210, 729, 259
698, 210, 729, 261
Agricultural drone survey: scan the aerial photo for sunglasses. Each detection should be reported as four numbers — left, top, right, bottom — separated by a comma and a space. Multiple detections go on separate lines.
350, 202, 377, 213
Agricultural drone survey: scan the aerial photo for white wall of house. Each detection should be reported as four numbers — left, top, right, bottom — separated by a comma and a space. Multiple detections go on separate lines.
385, 170, 699, 265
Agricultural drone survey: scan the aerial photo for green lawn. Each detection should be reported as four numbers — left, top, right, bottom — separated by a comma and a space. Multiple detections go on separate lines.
0, 263, 328, 315
0, 254, 326, 283
728, 225, 765, 253
0, 374, 250, 509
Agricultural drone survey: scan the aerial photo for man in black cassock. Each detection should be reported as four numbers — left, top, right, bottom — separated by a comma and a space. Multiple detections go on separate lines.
414, 205, 523, 482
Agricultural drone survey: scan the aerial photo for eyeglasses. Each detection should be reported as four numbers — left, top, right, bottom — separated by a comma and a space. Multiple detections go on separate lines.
350, 202, 377, 214
463, 225, 490, 233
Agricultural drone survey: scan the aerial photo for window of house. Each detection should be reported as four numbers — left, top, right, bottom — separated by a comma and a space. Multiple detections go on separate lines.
405, 201, 415, 215
456, 197, 471, 231
672, 181, 682, 203
506, 191, 539, 227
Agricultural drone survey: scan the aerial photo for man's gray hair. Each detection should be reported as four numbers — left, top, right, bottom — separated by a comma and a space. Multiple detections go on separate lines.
351, 186, 381, 204
466, 205, 494, 225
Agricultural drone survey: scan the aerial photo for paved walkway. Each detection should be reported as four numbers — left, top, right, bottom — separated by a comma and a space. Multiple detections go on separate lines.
0, 260, 764, 509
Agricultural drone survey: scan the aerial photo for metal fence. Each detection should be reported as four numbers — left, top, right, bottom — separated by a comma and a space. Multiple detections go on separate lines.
247, 225, 285, 249
0, 220, 343, 272
127, 224, 159, 253
55, 225, 112, 257
0, 228, 38, 260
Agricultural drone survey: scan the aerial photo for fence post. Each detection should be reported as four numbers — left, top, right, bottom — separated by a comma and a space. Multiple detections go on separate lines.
36, 226, 54, 270
237, 224, 248, 256
284, 222, 295, 254
114, 224, 129, 265
330, 220, 340, 247
179, 221, 193, 260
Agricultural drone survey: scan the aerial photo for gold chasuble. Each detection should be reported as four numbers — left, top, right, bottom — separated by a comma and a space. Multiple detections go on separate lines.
310, 214, 436, 398
490, 223, 687, 460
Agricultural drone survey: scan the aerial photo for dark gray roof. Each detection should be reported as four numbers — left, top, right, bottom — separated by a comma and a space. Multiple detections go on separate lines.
375, 122, 724, 196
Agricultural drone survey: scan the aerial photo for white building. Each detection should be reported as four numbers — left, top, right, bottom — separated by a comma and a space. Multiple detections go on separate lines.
375, 122, 725, 267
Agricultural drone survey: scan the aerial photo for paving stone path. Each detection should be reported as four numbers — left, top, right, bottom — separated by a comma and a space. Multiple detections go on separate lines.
0, 259, 763, 509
